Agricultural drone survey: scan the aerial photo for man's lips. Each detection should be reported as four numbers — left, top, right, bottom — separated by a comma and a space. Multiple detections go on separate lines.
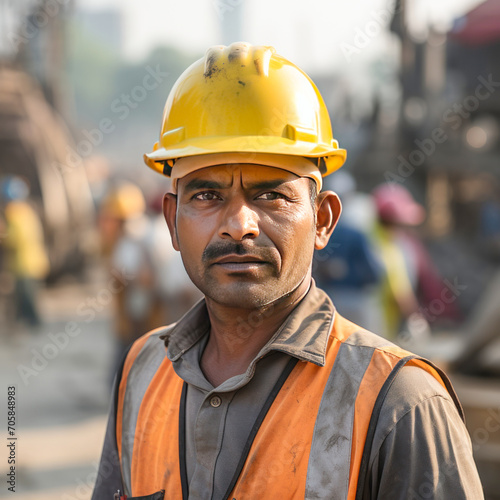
214, 254, 266, 264
212, 254, 269, 271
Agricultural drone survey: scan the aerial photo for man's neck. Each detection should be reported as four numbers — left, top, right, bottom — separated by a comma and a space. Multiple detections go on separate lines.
200, 280, 310, 387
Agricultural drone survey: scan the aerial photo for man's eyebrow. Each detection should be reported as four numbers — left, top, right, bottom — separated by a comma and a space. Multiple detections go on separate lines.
244, 179, 291, 190
182, 179, 229, 192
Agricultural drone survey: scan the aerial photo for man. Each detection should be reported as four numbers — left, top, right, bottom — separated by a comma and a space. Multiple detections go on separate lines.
92, 43, 483, 500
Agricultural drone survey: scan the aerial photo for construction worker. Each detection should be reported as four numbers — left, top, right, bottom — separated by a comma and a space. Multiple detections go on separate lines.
99, 182, 157, 379
91, 43, 483, 499
371, 183, 460, 340
1, 176, 49, 328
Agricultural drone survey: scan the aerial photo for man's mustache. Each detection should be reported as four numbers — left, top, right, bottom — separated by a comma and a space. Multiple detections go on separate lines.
202, 241, 276, 264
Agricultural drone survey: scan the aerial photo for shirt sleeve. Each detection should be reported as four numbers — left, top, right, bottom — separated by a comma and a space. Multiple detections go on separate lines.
366, 366, 484, 500
91, 371, 125, 500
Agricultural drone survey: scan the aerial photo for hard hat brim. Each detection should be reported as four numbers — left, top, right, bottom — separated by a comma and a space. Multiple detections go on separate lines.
144, 135, 346, 178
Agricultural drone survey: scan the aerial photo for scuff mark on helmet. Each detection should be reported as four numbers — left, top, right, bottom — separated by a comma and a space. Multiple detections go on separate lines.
204, 54, 222, 78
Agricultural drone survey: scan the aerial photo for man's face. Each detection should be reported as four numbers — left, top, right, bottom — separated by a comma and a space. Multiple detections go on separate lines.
164, 164, 323, 310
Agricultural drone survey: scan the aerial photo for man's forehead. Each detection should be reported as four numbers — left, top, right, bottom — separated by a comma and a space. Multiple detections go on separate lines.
178, 163, 302, 189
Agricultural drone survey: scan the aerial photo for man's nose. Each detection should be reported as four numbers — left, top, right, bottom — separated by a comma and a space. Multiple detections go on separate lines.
219, 198, 260, 241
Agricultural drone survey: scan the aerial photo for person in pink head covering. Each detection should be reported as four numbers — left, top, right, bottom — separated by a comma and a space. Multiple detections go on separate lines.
372, 183, 460, 340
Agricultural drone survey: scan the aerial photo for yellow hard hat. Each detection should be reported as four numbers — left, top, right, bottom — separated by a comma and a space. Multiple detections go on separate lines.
144, 42, 346, 183
102, 183, 146, 220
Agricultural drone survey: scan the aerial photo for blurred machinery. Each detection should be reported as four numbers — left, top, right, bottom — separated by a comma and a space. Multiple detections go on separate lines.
0, 67, 95, 279
0, 0, 96, 280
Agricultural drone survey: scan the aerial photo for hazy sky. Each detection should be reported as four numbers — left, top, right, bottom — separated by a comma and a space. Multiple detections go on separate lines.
78, 0, 484, 72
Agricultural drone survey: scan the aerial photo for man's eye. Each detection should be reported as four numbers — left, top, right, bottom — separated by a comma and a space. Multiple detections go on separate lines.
193, 191, 221, 201
257, 192, 286, 201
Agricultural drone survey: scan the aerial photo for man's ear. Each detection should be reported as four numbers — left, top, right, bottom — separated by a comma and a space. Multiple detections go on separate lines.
314, 191, 342, 250
163, 192, 180, 251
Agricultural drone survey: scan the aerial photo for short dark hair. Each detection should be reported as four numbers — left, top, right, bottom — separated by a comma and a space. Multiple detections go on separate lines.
309, 178, 318, 207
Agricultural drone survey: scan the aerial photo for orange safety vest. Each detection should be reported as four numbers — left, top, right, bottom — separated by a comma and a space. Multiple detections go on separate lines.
116, 314, 461, 499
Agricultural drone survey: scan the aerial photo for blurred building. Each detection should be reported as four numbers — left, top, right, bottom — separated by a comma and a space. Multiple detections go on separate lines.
75, 7, 124, 58
441, 0, 500, 241
348, 1, 499, 229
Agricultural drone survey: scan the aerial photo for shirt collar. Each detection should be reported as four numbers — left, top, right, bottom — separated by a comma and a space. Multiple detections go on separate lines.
163, 280, 335, 367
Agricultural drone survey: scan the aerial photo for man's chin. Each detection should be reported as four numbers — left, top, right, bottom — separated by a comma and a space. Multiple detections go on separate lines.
202, 281, 284, 310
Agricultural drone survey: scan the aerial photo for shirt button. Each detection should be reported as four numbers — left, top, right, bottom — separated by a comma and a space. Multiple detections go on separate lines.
210, 395, 222, 408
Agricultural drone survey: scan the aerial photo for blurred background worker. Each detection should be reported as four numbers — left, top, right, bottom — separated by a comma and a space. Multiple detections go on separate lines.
371, 183, 460, 340
0, 176, 49, 329
314, 172, 383, 330
99, 182, 200, 378
99, 182, 157, 375
147, 192, 202, 327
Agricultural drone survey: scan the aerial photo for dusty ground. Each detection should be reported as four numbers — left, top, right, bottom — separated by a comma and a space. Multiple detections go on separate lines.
1, 274, 115, 500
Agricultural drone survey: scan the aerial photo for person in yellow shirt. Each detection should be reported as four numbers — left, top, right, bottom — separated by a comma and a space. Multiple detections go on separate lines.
371, 183, 426, 339
2, 177, 49, 327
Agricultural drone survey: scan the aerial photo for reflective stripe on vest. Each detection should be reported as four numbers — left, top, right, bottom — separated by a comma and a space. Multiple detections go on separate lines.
116, 315, 458, 499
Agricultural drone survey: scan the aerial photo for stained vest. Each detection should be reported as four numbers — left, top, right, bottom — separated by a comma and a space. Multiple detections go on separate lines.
116, 314, 461, 500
